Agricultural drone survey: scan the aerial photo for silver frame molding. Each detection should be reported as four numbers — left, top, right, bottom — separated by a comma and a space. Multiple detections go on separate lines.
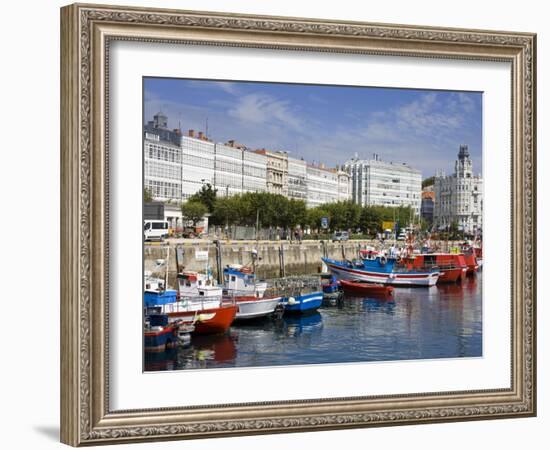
60, 3, 536, 446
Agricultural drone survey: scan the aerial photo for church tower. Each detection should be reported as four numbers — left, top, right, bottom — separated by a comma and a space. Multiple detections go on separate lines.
454, 144, 473, 178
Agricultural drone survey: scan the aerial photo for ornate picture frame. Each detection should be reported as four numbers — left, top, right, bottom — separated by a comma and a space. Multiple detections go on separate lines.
60, 3, 536, 446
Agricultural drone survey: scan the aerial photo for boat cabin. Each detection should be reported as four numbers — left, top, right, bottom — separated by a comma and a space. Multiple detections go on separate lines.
223, 265, 267, 297
400, 253, 467, 270
177, 271, 222, 298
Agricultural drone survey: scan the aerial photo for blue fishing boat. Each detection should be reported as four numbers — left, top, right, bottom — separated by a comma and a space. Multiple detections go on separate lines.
144, 313, 177, 352
281, 291, 323, 314
320, 273, 339, 296
144, 288, 178, 307
322, 255, 440, 287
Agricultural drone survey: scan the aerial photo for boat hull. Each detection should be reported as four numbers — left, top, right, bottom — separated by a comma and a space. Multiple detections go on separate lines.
438, 267, 467, 283
325, 261, 439, 286
234, 296, 281, 320
166, 305, 237, 335
282, 292, 323, 314
144, 326, 177, 352
464, 256, 479, 274
339, 280, 394, 297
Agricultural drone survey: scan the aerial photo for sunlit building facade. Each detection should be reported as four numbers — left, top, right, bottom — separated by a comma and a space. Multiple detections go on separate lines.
255, 149, 289, 196
344, 155, 422, 213
144, 132, 182, 201
144, 115, 267, 201
305, 164, 351, 208
287, 157, 308, 201
434, 145, 483, 234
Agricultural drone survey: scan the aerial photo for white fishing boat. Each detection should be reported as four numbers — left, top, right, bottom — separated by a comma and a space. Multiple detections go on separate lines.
223, 265, 280, 320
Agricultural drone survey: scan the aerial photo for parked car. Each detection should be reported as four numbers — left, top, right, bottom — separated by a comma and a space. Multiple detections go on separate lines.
332, 231, 349, 242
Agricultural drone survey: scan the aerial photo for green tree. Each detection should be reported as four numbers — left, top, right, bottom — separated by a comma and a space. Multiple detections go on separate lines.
360, 206, 383, 236
209, 196, 241, 226
143, 187, 153, 203
180, 200, 208, 227
306, 207, 329, 232
188, 183, 218, 213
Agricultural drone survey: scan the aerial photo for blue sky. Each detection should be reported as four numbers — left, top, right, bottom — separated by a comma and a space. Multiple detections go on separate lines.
144, 78, 482, 179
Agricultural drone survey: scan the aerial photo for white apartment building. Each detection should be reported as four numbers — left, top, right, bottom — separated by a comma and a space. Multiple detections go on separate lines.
434, 145, 483, 234
337, 169, 352, 202
145, 117, 267, 201
214, 142, 245, 197
180, 132, 216, 200
144, 132, 182, 201
243, 150, 268, 193
287, 157, 308, 201
344, 155, 422, 213
306, 164, 351, 208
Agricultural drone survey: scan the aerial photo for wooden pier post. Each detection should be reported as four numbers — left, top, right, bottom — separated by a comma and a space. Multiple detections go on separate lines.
279, 244, 286, 278
214, 240, 223, 284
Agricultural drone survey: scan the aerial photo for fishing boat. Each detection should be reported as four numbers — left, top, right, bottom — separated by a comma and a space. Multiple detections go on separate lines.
175, 271, 237, 334
339, 280, 394, 297
223, 264, 267, 298
322, 255, 440, 286
320, 273, 340, 297
144, 246, 237, 335
144, 272, 237, 335
278, 277, 323, 314
401, 253, 468, 283
281, 292, 324, 314
222, 265, 281, 320
144, 312, 178, 353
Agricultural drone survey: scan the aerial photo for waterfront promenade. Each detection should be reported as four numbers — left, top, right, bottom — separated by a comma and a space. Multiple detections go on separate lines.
145, 238, 466, 286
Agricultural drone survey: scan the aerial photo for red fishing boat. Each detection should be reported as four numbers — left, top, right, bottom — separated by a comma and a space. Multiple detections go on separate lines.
399, 253, 468, 283
339, 280, 394, 297
460, 243, 480, 274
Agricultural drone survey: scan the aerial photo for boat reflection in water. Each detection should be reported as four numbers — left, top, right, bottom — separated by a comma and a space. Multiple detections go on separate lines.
177, 333, 238, 370
360, 297, 397, 314
145, 333, 238, 371
282, 312, 323, 337
144, 348, 178, 372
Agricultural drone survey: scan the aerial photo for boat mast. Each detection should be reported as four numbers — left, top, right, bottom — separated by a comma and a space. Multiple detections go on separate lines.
164, 245, 170, 291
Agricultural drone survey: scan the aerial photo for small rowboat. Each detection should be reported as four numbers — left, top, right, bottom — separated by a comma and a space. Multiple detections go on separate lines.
339, 280, 394, 297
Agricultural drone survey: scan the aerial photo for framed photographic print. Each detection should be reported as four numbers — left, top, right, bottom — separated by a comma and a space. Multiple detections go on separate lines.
60, 3, 536, 446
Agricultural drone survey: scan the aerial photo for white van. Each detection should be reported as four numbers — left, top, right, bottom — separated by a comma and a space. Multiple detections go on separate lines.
144, 220, 169, 241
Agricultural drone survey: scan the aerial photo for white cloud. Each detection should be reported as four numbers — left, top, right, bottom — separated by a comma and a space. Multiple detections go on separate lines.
227, 94, 304, 131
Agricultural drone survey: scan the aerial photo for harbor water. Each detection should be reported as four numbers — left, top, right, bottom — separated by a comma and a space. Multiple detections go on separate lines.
145, 272, 482, 371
